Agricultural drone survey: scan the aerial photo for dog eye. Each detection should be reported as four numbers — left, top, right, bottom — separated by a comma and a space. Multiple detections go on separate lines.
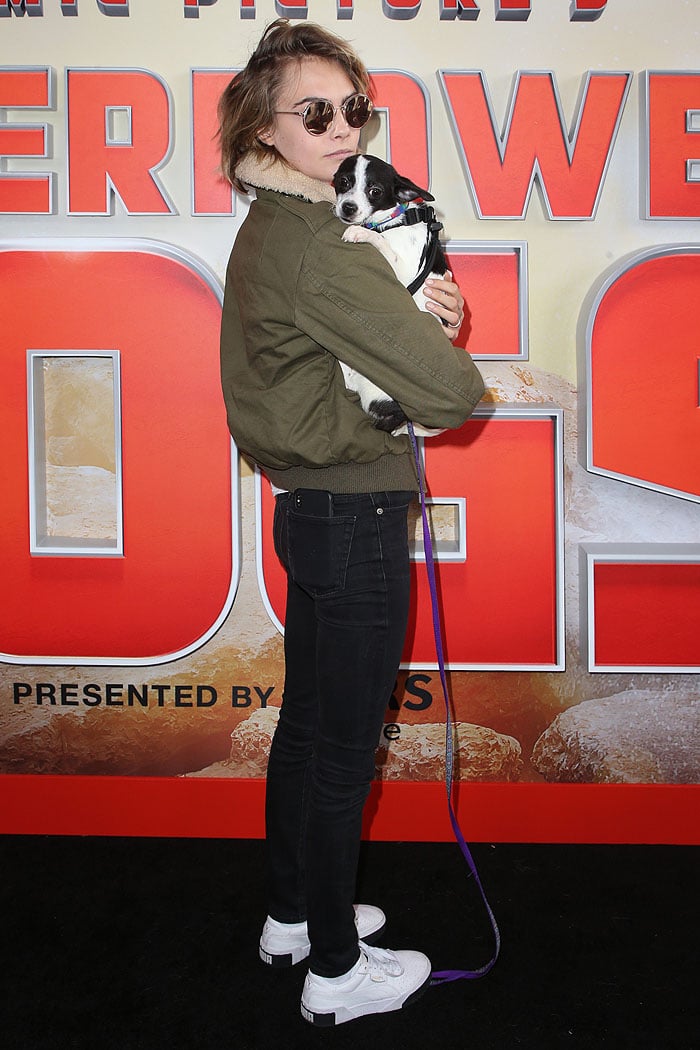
368, 186, 383, 201
336, 176, 351, 192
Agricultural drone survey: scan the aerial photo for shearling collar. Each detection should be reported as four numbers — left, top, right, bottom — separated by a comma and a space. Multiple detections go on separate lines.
235, 152, 337, 205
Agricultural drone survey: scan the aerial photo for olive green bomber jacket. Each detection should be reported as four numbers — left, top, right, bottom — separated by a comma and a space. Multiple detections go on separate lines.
219, 156, 485, 493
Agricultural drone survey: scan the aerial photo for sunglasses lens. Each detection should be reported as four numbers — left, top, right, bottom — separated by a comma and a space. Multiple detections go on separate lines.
303, 100, 335, 135
345, 95, 373, 129
300, 96, 373, 134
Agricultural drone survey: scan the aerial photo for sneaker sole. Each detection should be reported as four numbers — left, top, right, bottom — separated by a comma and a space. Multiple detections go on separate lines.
259, 946, 298, 968
301, 971, 431, 1027
260, 920, 386, 969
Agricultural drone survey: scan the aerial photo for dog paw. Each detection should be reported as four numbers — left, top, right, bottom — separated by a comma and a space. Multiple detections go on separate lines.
393, 424, 446, 439
342, 225, 372, 244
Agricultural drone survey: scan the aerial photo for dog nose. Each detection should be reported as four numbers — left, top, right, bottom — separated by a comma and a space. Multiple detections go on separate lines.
341, 200, 358, 219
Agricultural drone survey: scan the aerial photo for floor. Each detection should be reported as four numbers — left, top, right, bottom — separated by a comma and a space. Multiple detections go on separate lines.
2, 836, 697, 1049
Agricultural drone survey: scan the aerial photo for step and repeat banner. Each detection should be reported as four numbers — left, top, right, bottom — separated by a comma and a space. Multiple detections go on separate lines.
1, 0, 698, 842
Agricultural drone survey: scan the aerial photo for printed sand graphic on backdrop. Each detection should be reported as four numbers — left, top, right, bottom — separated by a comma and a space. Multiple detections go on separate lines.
186, 707, 524, 782
41, 356, 119, 542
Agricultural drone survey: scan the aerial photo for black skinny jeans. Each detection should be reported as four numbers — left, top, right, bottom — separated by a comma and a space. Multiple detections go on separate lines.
266, 489, 414, 977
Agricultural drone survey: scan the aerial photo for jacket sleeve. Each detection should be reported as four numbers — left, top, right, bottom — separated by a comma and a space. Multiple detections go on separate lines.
294, 219, 485, 431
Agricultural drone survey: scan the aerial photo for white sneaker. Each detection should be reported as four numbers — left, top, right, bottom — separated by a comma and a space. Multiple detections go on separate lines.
259, 904, 386, 968
300, 942, 431, 1026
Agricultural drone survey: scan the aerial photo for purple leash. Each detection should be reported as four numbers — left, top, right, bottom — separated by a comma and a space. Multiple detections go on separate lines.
407, 422, 501, 984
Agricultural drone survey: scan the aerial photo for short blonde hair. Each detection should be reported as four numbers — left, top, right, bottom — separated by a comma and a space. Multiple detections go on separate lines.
218, 18, 371, 192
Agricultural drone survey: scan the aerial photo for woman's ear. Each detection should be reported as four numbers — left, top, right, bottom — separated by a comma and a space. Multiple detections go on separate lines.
257, 126, 274, 146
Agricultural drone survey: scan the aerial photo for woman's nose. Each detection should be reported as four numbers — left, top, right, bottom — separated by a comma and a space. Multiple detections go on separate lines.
329, 109, 351, 136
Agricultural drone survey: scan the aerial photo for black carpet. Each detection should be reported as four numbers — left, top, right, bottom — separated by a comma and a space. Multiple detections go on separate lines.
1, 837, 697, 1049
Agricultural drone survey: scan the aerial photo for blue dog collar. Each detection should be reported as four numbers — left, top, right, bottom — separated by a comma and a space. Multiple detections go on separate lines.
362, 203, 408, 232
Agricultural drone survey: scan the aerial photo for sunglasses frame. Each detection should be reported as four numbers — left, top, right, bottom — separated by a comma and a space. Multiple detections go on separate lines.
275, 93, 373, 136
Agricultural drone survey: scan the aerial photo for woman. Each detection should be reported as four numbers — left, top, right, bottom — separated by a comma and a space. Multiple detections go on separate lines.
218, 18, 484, 1026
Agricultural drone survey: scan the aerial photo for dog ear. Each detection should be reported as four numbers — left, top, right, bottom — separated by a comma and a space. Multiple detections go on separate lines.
395, 174, 434, 203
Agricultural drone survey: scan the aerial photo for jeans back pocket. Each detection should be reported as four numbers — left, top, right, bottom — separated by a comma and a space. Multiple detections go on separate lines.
287, 511, 356, 597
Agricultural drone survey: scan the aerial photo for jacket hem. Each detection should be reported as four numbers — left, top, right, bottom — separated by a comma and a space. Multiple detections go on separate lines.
262, 451, 419, 494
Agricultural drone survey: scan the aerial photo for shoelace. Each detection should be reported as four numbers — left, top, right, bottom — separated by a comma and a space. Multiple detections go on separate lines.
358, 942, 404, 979
407, 423, 501, 985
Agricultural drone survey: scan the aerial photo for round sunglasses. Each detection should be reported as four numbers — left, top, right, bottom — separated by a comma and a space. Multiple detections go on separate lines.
275, 93, 373, 136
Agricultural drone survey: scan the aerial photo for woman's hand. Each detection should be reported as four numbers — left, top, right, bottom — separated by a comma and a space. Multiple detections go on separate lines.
423, 275, 469, 342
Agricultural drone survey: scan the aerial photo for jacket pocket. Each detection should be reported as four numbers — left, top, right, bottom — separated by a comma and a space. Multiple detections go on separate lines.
287, 511, 356, 597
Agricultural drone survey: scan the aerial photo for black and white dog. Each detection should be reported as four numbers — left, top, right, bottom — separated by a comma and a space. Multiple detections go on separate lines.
332, 154, 448, 436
